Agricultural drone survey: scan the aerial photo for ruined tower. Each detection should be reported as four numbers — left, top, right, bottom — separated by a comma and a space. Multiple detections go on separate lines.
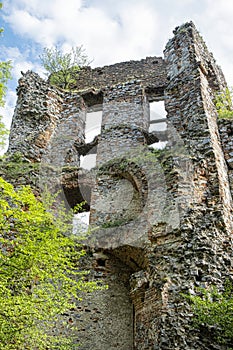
6, 22, 233, 349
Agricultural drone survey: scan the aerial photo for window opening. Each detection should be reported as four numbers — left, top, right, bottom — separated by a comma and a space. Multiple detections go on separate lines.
85, 109, 102, 143
149, 101, 167, 133
73, 211, 90, 234
150, 141, 167, 150
80, 153, 97, 170
62, 185, 90, 234
149, 101, 167, 150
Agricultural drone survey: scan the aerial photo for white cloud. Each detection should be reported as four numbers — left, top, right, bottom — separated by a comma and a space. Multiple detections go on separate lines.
3, 0, 233, 74
3, 0, 162, 66
192, 0, 233, 86
115, 4, 160, 56
0, 44, 45, 146
4, 9, 60, 46
1, 0, 233, 138
0, 46, 44, 80
0, 89, 16, 129
3, 0, 92, 47
1, 0, 233, 158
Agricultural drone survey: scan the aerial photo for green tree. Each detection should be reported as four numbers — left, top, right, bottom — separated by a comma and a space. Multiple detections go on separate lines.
0, 2, 12, 151
215, 87, 233, 119
0, 179, 98, 349
187, 281, 233, 348
40, 46, 91, 89
0, 7, 99, 348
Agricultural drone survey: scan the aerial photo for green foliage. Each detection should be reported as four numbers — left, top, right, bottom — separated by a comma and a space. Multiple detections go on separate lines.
0, 59, 12, 107
0, 116, 9, 151
98, 148, 163, 175
0, 2, 3, 36
187, 281, 233, 347
0, 152, 39, 184
40, 46, 90, 89
0, 6, 100, 348
0, 177, 99, 349
215, 87, 233, 119
101, 217, 129, 228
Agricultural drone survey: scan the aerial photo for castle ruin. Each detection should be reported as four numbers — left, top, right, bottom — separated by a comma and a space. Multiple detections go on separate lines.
5, 21, 233, 349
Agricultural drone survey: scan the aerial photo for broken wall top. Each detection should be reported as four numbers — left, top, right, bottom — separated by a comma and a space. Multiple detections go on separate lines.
68, 56, 167, 92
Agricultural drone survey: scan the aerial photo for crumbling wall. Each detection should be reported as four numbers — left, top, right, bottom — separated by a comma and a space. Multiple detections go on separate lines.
75, 252, 134, 350
68, 56, 167, 91
8, 71, 64, 162
141, 21, 233, 349
5, 21, 233, 350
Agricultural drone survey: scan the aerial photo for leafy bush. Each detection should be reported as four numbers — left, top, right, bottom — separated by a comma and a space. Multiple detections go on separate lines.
0, 177, 99, 349
215, 87, 233, 119
187, 281, 233, 348
40, 46, 91, 90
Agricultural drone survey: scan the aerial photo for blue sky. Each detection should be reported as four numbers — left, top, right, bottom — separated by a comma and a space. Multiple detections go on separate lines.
1, 0, 233, 135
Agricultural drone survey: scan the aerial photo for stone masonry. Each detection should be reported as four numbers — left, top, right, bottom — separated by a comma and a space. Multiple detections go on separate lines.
5, 21, 233, 349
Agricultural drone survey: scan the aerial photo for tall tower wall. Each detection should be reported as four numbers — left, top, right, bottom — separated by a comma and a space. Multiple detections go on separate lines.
5, 22, 233, 350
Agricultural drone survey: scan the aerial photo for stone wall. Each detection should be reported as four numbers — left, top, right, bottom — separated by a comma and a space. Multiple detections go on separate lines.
8, 71, 64, 162
74, 252, 134, 350
5, 21, 233, 350
142, 21, 233, 349
66, 56, 167, 92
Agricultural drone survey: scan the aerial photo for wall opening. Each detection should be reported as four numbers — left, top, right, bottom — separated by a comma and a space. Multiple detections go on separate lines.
62, 185, 90, 211
62, 183, 91, 233
149, 101, 167, 149
80, 153, 97, 170
66, 104, 100, 234
85, 107, 103, 143
73, 211, 90, 234
150, 140, 167, 150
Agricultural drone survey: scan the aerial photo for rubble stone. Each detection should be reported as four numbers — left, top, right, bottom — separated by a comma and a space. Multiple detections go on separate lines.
5, 21, 233, 350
